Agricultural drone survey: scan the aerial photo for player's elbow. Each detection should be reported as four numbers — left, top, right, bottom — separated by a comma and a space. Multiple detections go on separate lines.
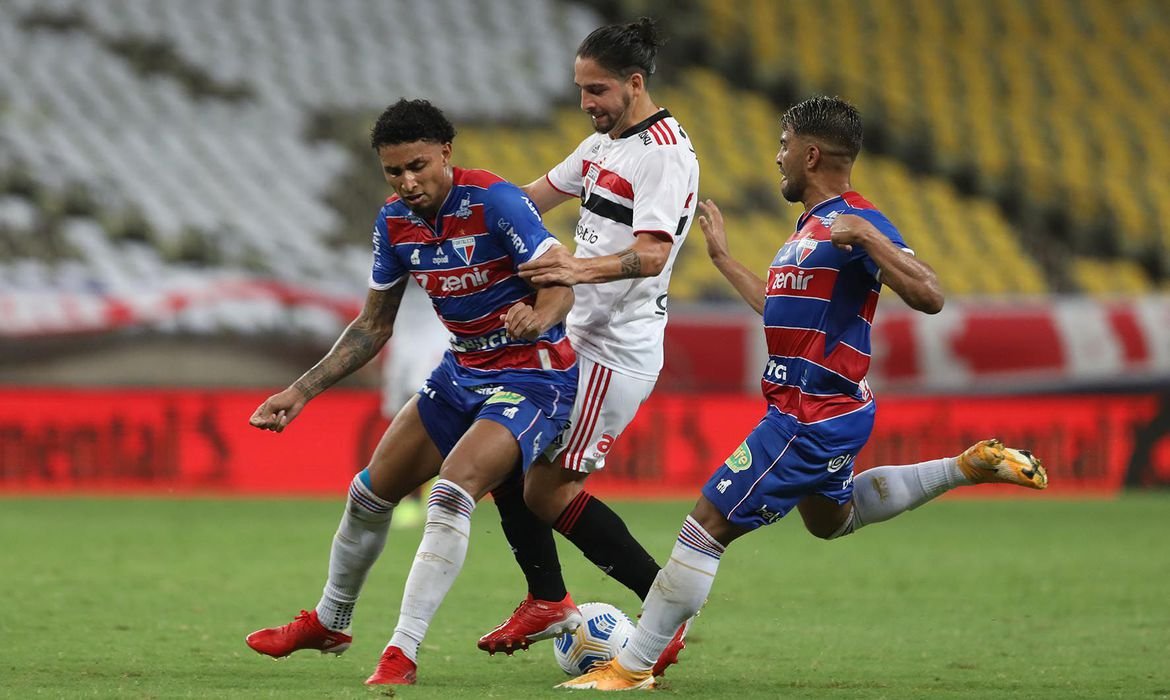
641, 246, 670, 277
914, 290, 945, 315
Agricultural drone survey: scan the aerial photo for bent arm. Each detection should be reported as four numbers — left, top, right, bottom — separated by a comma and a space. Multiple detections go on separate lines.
532, 283, 574, 332
579, 233, 671, 282
857, 232, 944, 315
292, 284, 406, 400
522, 177, 575, 214
710, 252, 767, 316
698, 199, 766, 315
518, 233, 671, 287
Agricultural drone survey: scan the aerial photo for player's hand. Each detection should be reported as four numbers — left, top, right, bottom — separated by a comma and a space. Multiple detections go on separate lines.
829, 214, 877, 253
248, 387, 307, 433
697, 199, 730, 262
500, 302, 545, 341
518, 245, 582, 286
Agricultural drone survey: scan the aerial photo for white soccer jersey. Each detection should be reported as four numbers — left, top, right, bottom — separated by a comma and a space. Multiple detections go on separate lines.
545, 109, 700, 380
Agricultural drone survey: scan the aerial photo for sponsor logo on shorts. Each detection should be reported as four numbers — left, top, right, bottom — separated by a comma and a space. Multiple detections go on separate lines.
485, 391, 526, 406
827, 453, 855, 473
755, 504, 782, 524
716, 478, 732, 493
420, 382, 436, 400
533, 431, 543, 453
551, 423, 570, 449
724, 442, 752, 473
502, 406, 519, 419
596, 433, 616, 455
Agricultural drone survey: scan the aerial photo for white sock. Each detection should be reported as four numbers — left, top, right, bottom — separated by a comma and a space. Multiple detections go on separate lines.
316, 471, 395, 632
388, 479, 476, 662
618, 516, 723, 672
850, 457, 967, 531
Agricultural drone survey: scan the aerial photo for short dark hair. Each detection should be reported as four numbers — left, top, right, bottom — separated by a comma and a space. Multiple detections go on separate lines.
576, 17, 663, 80
369, 98, 456, 150
780, 96, 863, 159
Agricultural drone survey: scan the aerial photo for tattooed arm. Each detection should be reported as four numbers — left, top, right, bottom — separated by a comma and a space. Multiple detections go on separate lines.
249, 284, 407, 432
517, 232, 671, 286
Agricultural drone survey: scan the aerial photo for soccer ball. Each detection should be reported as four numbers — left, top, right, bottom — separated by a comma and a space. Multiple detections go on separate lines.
552, 602, 635, 676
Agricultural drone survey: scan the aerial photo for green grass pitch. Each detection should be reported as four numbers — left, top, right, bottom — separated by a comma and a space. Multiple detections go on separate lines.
3, 495, 1168, 698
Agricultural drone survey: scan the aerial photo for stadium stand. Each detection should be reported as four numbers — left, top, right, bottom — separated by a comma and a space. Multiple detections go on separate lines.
0, 0, 601, 336
459, 68, 1052, 300
695, 0, 1170, 292
1, 0, 1166, 343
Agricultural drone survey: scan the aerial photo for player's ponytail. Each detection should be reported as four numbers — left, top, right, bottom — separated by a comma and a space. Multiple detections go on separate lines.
577, 16, 665, 80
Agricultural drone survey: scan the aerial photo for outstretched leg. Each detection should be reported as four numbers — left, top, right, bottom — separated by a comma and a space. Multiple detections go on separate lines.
801, 439, 1048, 539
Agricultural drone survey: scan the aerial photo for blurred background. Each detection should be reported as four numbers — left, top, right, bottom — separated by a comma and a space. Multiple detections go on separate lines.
1, 0, 1168, 496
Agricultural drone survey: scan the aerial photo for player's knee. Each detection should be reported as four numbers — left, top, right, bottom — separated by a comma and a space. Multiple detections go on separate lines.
522, 479, 579, 525
807, 510, 855, 540
520, 490, 556, 524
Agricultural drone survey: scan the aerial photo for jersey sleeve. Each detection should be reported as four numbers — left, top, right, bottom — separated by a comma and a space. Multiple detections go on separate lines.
848, 209, 913, 279
631, 147, 695, 242
485, 182, 560, 268
545, 137, 590, 198
369, 212, 407, 290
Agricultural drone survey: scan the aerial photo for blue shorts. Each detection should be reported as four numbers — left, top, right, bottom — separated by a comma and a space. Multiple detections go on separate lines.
415, 353, 577, 471
701, 405, 875, 530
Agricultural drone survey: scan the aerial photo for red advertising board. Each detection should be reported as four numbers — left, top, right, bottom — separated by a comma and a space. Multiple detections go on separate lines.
1, 388, 1167, 498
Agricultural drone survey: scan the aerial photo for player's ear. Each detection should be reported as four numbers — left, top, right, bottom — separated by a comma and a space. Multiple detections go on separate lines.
806, 143, 821, 170
628, 70, 644, 93
440, 142, 452, 166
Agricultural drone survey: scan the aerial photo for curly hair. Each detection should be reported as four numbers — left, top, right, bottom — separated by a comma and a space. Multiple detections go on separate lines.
780, 96, 863, 159
369, 98, 457, 150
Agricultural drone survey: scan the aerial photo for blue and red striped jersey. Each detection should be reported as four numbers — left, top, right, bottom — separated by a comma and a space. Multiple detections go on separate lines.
369, 167, 574, 377
762, 191, 910, 424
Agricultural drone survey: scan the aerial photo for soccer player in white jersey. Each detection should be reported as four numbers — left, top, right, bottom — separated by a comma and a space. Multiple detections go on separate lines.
475, 18, 698, 676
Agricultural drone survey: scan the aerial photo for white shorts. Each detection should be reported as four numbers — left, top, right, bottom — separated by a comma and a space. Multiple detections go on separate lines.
544, 354, 657, 473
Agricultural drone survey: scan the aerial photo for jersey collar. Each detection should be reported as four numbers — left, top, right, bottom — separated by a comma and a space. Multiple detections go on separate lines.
616, 108, 672, 140
796, 191, 858, 230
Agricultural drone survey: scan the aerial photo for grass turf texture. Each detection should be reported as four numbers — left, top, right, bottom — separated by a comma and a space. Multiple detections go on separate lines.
3, 495, 1168, 698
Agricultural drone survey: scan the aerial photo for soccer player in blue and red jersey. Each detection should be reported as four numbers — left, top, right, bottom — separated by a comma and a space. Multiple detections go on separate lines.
561, 96, 1049, 691
244, 99, 578, 686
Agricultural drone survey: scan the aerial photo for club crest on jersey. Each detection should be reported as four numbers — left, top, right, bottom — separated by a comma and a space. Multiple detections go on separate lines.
454, 192, 473, 219
583, 162, 600, 200
797, 238, 818, 264
452, 236, 476, 265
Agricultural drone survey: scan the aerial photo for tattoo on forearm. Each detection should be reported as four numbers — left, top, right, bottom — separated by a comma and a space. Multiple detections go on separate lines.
293, 287, 400, 400
294, 327, 380, 399
617, 248, 642, 278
